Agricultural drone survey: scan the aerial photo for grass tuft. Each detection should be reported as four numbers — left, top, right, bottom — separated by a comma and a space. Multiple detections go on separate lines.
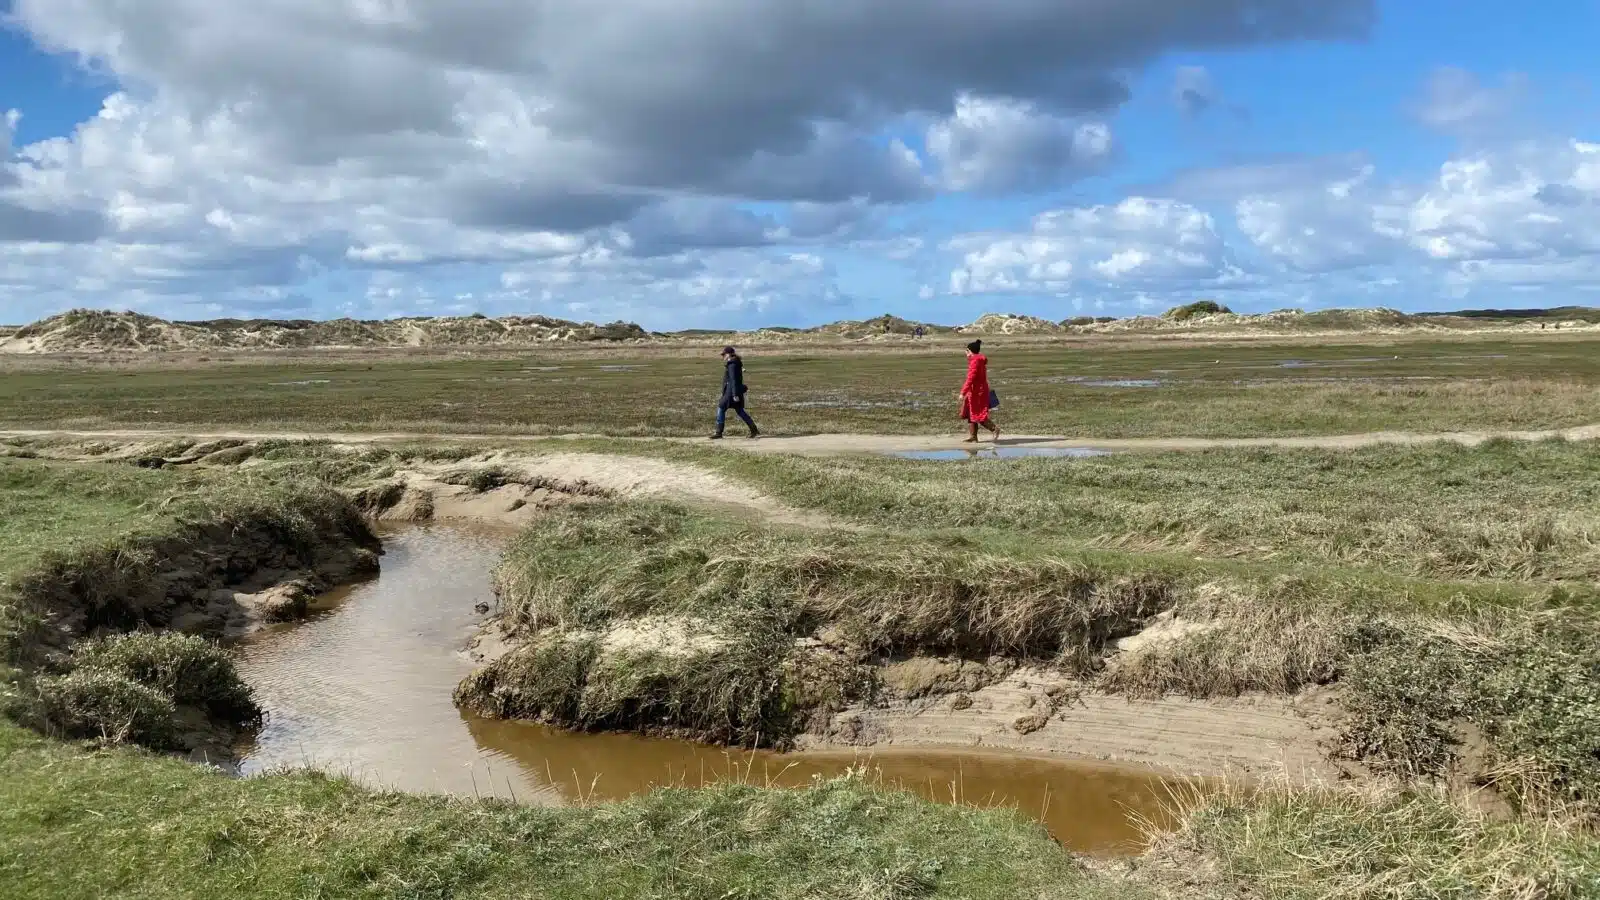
1340, 615, 1600, 817
21, 669, 181, 749
1167, 782, 1600, 900
71, 632, 261, 726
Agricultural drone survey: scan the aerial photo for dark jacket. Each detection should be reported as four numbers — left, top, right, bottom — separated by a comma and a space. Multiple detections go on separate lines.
720, 356, 747, 406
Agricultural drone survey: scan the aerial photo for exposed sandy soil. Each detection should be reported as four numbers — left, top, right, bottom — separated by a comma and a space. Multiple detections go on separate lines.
801, 666, 1344, 782
470, 450, 838, 528
346, 450, 838, 529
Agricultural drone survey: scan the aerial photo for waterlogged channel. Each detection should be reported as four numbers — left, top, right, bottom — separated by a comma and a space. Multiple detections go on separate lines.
234, 524, 1178, 855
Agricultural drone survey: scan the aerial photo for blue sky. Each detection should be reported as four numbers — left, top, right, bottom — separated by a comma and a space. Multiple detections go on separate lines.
2, 0, 1599, 329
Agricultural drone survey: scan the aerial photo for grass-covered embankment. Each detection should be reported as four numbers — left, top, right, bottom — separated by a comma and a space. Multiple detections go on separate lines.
456, 501, 1177, 746
0, 456, 378, 754
680, 437, 1600, 582
672, 438, 1600, 814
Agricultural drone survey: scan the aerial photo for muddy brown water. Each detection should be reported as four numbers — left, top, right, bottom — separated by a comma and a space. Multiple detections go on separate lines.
233, 524, 1179, 856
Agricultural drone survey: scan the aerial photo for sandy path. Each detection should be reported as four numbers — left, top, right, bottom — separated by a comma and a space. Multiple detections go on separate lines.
475, 450, 838, 528
4, 422, 1597, 457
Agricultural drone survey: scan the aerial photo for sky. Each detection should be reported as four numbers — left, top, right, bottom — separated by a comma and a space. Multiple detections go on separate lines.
2, 1, 1599, 330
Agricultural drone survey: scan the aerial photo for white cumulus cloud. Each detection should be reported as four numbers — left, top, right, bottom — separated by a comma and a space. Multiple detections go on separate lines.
926, 94, 1112, 192
946, 197, 1243, 295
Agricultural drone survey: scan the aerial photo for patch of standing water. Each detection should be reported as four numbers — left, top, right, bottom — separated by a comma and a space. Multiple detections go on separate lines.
1027, 376, 1165, 388
895, 447, 1114, 461
233, 523, 1175, 856
1079, 378, 1163, 388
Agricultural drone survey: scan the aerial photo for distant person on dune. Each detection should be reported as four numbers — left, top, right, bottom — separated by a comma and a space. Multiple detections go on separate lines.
957, 339, 1000, 444
711, 345, 760, 440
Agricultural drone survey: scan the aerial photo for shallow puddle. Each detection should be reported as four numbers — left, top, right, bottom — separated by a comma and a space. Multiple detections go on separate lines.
1027, 376, 1165, 388
1079, 378, 1163, 388
234, 524, 1175, 856
894, 447, 1114, 461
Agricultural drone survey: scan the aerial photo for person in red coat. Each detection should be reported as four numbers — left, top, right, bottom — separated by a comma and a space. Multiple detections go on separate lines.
957, 339, 1000, 443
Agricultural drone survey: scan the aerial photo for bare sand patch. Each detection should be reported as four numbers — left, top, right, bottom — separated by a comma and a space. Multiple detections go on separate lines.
803, 666, 1343, 782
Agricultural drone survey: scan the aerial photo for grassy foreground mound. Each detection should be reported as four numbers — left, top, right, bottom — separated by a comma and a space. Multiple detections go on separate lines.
1153, 784, 1600, 898
0, 721, 1117, 900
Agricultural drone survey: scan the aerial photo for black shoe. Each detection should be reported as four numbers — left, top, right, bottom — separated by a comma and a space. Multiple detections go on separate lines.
747, 427, 760, 438
709, 432, 724, 440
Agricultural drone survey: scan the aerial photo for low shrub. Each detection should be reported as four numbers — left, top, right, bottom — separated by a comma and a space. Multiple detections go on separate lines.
440, 466, 517, 493
1100, 607, 1348, 699
73, 632, 261, 726
456, 634, 600, 723
1164, 300, 1232, 321
29, 669, 180, 749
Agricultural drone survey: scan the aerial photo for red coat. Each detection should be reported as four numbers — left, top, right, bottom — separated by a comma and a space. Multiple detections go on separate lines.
959, 353, 990, 423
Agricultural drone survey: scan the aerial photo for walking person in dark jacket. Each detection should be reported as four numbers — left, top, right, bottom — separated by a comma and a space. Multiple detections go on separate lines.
711, 346, 760, 439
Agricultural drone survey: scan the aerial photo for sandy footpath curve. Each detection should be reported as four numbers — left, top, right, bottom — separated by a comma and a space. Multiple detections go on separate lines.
472, 450, 838, 528
4, 422, 1598, 457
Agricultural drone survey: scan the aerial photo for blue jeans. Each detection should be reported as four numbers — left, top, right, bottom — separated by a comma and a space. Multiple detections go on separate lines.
717, 400, 756, 433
